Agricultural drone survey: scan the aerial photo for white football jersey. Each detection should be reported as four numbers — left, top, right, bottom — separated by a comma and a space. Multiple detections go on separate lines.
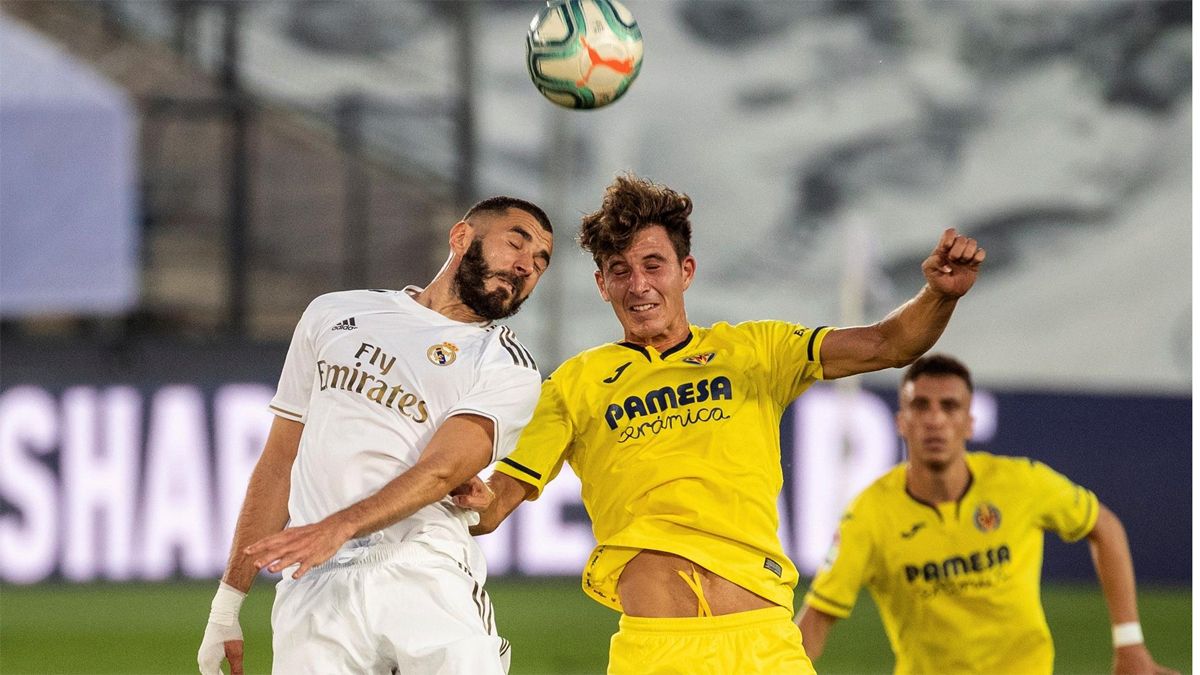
269, 287, 542, 579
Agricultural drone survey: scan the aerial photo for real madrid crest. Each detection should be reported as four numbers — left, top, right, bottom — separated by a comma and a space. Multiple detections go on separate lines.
973, 502, 1002, 533
427, 342, 459, 366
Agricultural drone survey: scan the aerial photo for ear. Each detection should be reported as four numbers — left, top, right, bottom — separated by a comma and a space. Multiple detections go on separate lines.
594, 269, 610, 302
449, 220, 473, 256
680, 255, 697, 291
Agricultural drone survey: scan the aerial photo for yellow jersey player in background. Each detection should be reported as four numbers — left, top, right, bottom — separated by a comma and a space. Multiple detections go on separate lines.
464, 173, 985, 674
796, 354, 1177, 675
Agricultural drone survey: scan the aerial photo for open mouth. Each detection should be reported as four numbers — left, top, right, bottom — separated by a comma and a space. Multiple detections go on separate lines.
630, 303, 657, 313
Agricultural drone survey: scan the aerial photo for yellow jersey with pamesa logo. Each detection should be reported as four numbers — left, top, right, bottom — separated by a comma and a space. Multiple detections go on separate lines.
804, 452, 1100, 675
495, 320, 834, 612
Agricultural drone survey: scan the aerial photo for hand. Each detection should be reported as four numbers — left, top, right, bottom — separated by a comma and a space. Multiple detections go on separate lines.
245, 518, 355, 580
921, 228, 985, 299
451, 475, 496, 512
198, 625, 243, 675
198, 582, 246, 675
1114, 644, 1178, 675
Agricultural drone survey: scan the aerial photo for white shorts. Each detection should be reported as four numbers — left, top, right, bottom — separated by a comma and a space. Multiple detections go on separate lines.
270, 541, 510, 675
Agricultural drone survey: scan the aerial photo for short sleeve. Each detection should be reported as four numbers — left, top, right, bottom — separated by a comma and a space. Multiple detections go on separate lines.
1028, 460, 1100, 542
804, 502, 875, 619
447, 363, 542, 464
740, 320, 835, 404
269, 300, 322, 422
493, 376, 573, 499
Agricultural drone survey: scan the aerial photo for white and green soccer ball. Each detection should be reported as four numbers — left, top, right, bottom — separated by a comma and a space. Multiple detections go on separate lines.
526, 0, 644, 110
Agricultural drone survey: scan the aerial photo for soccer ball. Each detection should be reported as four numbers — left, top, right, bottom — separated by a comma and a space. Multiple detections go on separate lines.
526, 0, 644, 110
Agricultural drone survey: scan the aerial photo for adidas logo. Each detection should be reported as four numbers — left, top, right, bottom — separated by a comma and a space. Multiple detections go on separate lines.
332, 317, 358, 331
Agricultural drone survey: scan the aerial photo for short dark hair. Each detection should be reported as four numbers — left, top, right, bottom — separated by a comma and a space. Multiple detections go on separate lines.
902, 353, 974, 393
464, 196, 553, 234
578, 173, 692, 268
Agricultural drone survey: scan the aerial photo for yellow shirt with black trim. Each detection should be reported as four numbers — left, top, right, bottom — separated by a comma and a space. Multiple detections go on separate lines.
804, 452, 1100, 675
495, 320, 833, 613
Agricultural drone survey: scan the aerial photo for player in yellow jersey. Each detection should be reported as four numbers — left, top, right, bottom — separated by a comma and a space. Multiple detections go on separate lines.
796, 354, 1177, 675
461, 173, 985, 674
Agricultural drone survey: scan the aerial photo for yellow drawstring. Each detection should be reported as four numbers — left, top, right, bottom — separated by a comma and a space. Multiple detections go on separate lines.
676, 566, 714, 617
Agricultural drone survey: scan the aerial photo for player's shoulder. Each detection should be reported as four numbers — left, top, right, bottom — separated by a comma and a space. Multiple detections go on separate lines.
544, 342, 645, 391
967, 452, 1075, 497
833, 465, 904, 542
305, 288, 402, 314
718, 319, 825, 347
848, 464, 908, 513
480, 324, 541, 374
557, 341, 630, 370
690, 320, 777, 347
295, 289, 396, 328
967, 451, 1048, 480
717, 319, 788, 336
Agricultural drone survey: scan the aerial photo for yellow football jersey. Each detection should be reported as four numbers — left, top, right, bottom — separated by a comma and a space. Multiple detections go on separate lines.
804, 452, 1100, 675
495, 321, 833, 612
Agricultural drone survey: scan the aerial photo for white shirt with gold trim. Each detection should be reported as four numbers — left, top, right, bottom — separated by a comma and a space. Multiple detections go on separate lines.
270, 287, 541, 579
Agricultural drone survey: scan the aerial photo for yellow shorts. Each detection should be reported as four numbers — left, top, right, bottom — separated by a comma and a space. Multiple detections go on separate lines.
607, 606, 816, 675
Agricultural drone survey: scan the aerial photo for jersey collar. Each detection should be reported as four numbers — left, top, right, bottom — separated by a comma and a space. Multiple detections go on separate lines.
903, 464, 975, 521
402, 285, 493, 328
617, 328, 695, 361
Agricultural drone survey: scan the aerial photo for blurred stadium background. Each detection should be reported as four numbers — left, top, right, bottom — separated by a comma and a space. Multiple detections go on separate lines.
0, 1, 1190, 673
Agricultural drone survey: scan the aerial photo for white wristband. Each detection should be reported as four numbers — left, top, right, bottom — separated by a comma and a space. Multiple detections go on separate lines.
209, 582, 246, 627
1112, 621, 1144, 648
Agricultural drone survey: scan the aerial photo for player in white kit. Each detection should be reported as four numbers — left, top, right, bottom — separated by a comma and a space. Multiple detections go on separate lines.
198, 197, 554, 675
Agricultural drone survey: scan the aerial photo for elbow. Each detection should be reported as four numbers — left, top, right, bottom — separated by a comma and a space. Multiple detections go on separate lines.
886, 335, 944, 370
885, 332, 931, 368
421, 463, 463, 498
869, 326, 922, 371
870, 346, 918, 373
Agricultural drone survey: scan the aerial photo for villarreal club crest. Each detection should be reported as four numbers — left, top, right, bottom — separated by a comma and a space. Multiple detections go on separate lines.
973, 502, 1002, 533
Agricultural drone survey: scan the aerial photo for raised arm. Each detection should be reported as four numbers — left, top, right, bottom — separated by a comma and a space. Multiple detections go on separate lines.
796, 605, 840, 661
821, 228, 985, 379
244, 414, 497, 579
1087, 504, 1178, 675
199, 415, 302, 675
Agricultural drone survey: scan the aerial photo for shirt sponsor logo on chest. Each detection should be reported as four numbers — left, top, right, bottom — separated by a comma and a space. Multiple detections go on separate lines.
602, 375, 735, 442
316, 341, 430, 423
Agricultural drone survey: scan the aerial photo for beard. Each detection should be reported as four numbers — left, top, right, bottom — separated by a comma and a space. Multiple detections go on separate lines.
454, 239, 528, 321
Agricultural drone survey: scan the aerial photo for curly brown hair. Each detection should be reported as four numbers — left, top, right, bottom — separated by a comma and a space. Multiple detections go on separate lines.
578, 173, 693, 268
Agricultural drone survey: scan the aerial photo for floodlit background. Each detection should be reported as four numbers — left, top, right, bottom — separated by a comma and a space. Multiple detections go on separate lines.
0, 1, 1191, 673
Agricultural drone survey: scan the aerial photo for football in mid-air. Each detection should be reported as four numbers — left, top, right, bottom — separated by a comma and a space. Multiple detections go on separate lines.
526, 0, 643, 110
